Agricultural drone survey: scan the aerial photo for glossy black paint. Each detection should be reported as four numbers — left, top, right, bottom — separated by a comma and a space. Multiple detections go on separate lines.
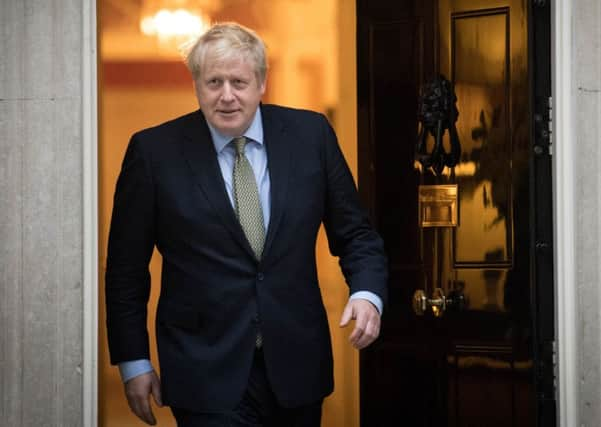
357, 1, 554, 426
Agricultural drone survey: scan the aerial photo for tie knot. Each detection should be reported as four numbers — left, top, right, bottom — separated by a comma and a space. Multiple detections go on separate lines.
233, 136, 247, 157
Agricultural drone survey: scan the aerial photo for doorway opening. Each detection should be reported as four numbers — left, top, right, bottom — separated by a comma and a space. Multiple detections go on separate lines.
97, 1, 359, 426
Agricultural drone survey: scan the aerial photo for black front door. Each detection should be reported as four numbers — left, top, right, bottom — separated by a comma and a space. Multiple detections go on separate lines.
357, 1, 554, 426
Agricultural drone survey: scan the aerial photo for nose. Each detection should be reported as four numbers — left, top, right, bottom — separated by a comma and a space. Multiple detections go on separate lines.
220, 82, 235, 102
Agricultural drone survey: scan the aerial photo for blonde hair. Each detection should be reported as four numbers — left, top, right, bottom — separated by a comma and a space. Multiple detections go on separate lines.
185, 22, 267, 84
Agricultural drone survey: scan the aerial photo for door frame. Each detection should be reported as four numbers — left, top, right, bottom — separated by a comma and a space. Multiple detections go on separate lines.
79, 0, 576, 425
82, 0, 99, 426
552, 0, 578, 425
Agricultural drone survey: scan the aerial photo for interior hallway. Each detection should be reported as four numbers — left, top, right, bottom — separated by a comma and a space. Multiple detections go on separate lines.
98, 1, 360, 425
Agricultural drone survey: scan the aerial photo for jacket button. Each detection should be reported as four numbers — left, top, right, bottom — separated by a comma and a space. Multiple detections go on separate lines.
253, 315, 260, 323
257, 273, 264, 281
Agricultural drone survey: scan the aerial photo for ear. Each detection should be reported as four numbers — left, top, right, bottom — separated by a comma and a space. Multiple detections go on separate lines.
192, 79, 202, 97
259, 76, 267, 96
192, 80, 204, 108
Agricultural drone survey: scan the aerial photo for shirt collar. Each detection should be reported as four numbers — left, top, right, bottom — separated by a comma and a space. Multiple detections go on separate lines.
207, 107, 264, 154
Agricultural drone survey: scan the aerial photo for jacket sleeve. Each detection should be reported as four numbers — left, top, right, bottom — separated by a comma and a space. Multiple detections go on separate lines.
319, 115, 389, 306
105, 134, 156, 364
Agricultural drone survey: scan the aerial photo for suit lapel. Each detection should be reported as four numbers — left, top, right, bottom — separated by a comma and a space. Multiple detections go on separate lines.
262, 107, 292, 260
178, 110, 256, 258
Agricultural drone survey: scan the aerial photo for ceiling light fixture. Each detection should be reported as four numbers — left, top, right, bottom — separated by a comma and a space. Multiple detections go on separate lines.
140, 0, 212, 45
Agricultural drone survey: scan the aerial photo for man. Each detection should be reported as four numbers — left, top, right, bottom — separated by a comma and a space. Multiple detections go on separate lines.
106, 22, 387, 427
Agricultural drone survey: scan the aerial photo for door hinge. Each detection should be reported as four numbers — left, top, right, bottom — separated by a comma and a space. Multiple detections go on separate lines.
548, 96, 553, 156
537, 340, 558, 427
534, 96, 552, 157
537, 340, 557, 399
552, 340, 558, 392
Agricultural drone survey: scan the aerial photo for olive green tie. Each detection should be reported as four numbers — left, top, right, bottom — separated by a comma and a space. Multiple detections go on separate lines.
232, 136, 265, 260
232, 137, 265, 347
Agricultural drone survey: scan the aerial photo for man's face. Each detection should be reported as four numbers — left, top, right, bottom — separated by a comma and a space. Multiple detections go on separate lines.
195, 56, 265, 137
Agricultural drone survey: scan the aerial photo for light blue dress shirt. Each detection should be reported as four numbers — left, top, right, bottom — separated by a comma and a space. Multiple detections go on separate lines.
119, 108, 383, 382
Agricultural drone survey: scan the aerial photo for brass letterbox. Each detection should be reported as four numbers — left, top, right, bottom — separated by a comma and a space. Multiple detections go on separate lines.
418, 184, 458, 227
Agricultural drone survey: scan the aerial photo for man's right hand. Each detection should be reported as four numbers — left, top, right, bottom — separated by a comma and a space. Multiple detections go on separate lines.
124, 370, 163, 425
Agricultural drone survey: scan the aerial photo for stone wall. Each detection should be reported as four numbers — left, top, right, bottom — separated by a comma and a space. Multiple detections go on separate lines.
573, 0, 601, 425
0, 1, 89, 425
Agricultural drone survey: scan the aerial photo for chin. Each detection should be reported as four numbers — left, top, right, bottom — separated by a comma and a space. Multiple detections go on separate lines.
217, 121, 245, 134
216, 126, 242, 137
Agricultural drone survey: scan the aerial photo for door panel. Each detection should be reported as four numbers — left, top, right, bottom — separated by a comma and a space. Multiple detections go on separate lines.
357, 0, 551, 425
452, 9, 513, 269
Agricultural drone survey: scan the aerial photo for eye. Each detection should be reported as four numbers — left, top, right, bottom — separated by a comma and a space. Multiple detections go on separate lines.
206, 78, 221, 87
233, 79, 247, 89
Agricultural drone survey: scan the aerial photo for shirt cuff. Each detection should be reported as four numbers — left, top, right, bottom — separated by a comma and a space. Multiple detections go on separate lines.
119, 359, 154, 383
350, 291, 384, 315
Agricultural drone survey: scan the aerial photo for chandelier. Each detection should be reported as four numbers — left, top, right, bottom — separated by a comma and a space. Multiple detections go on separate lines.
140, 0, 216, 45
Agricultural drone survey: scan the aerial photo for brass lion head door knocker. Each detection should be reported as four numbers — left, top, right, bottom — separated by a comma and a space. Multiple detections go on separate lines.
416, 75, 461, 176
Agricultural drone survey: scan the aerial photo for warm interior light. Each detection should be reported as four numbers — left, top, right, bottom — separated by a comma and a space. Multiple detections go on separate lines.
140, 8, 210, 42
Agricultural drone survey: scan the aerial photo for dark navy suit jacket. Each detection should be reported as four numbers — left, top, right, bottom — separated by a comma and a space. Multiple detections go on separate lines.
105, 104, 388, 412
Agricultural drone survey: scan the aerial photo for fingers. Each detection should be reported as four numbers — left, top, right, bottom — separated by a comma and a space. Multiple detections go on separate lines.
349, 311, 379, 349
339, 303, 354, 327
124, 371, 161, 425
340, 299, 381, 350
151, 372, 163, 407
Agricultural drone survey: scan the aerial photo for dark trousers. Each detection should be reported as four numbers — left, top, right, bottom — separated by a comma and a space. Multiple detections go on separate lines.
171, 349, 323, 427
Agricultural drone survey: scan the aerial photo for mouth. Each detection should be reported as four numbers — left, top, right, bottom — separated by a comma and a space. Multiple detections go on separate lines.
217, 109, 240, 116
